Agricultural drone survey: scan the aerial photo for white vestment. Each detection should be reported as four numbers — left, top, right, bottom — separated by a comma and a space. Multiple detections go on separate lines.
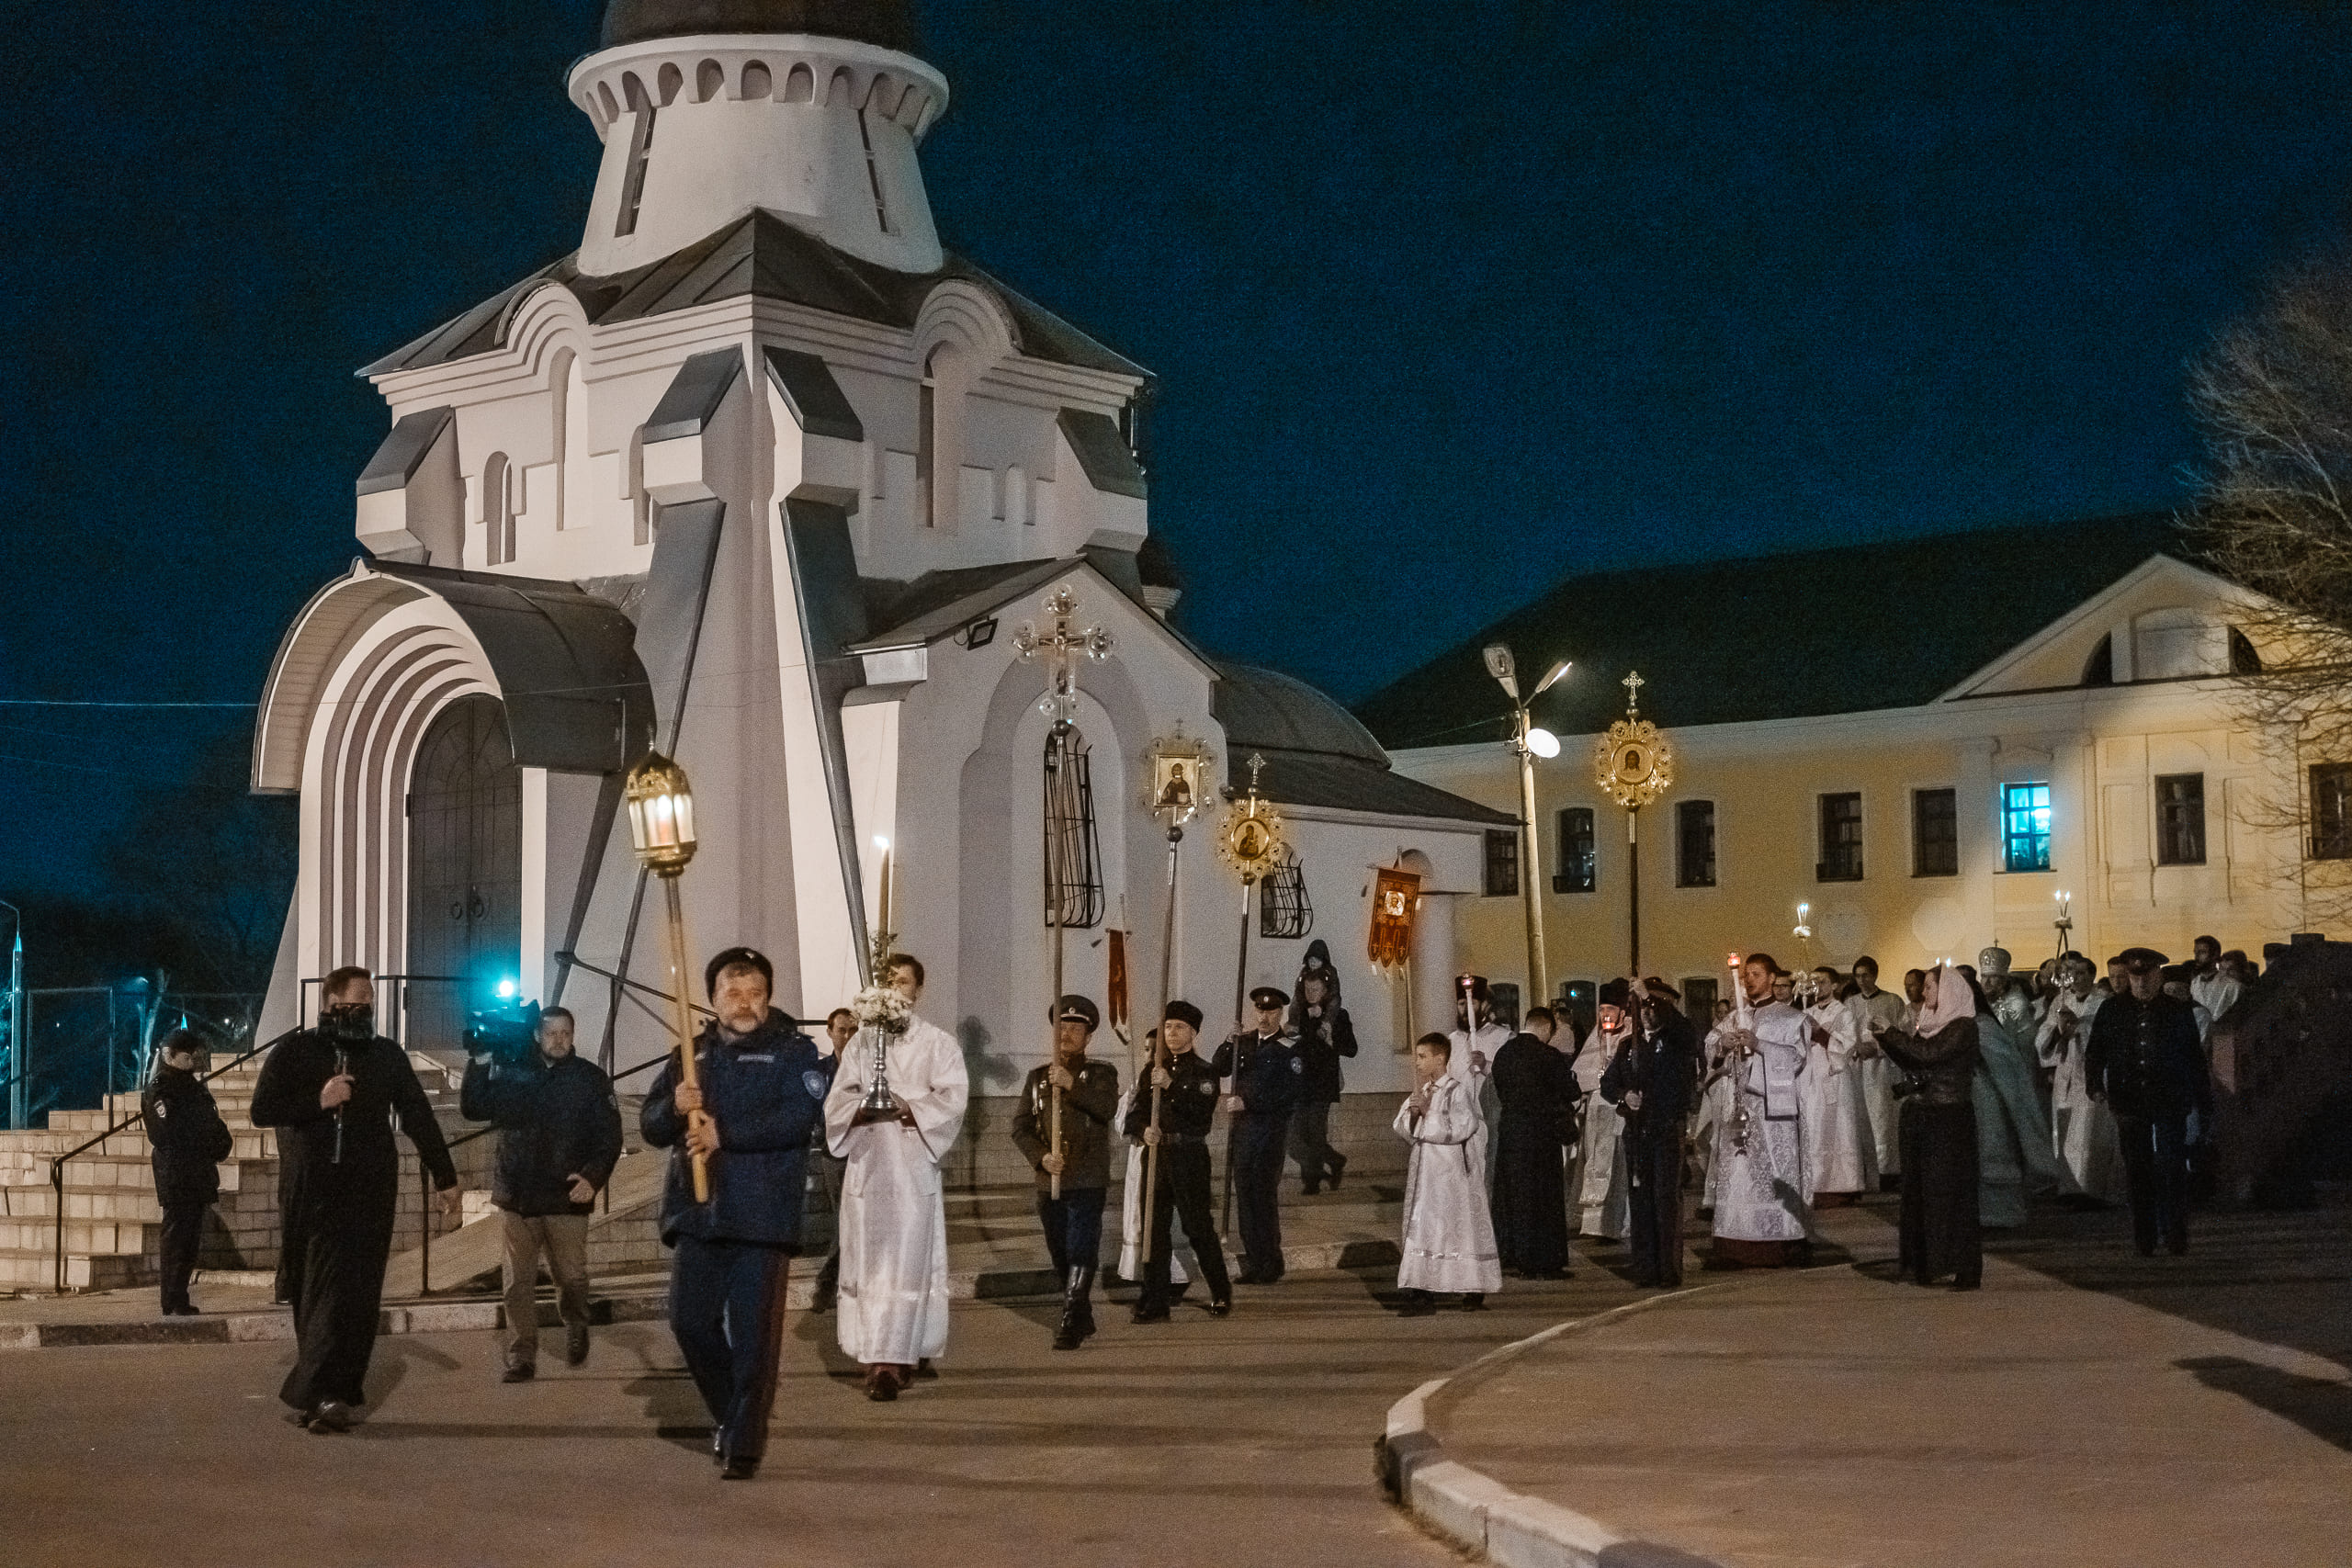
1799, 999, 1876, 1197
1847, 987, 1906, 1177
1570, 1025, 1630, 1238
822, 1016, 968, 1366
1973, 1011, 2059, 1227
1396, 1077, 1502, 1293
1445, 1021, 1511, 1190
2037, 990, 2126, 1203
1710, 1000, 1812, 1244
1694, 1022, 1735, 1210
1114, 1084, 1188, 1286
2189, 972, 2241, 1032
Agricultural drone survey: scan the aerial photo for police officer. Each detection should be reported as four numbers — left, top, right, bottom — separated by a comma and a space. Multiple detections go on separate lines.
1012, 995, 1120, 1350
642, 946, 834, 1481
2085, 946, 2213, 1258
1214, 986, 1304, 1284
1123, 1000, 1233, 1322
144, 1027, 233, 1317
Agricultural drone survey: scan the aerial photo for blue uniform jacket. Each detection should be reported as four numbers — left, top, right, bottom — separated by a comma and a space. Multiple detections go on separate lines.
1211, 1029, 1306, 1120
642, 1011, 834, 1249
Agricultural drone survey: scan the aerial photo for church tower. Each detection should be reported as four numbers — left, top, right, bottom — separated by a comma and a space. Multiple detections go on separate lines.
571, 0, 947, 276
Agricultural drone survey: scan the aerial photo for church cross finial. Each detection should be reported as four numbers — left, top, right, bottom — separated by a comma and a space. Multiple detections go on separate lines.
1623, 670, 1645, 716
1246, 752, 1267, 794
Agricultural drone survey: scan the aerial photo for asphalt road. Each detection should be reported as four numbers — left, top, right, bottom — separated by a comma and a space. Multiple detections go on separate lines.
0, 1262, 1645, 1568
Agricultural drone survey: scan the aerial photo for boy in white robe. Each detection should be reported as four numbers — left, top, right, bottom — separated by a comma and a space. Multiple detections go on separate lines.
1799, 967, 1876, 1204
2037, 954, 2125, 1204
1396, 1033, 1500, 1312
822, 954, 969, 1403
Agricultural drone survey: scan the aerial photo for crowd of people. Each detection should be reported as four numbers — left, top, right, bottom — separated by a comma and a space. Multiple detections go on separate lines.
137, 929, 2243, 1478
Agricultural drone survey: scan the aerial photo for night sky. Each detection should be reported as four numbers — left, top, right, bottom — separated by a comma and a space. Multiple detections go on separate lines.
6, 1, 2352, 901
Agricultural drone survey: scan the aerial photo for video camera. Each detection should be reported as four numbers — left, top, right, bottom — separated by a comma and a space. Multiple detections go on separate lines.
464, 1000, 544, 1066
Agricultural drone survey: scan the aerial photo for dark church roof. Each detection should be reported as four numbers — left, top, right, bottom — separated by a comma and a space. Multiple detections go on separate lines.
1354, 513, 2190, 752
601, 0, 918, 51
360, 211, 1145, 381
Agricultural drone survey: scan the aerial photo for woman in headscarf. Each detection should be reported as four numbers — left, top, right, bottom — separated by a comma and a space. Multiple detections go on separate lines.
1875, 964, 1984, 1289
1287, 940, 1358, 1193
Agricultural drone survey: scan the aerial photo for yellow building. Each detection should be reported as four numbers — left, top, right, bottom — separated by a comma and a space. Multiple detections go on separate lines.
1363, 517, 2327, 1020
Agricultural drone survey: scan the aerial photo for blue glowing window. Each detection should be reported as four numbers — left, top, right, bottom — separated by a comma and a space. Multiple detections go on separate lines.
2002, 783, 2052, 873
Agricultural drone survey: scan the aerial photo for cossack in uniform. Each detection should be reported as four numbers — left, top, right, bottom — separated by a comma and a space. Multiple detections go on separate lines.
1212, 986, 1305, 1284
1122, 1001, 1232, 1320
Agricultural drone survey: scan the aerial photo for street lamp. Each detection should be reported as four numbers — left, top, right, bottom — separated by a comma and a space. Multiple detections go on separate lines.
1483, 644, 1573, 1010
0, 901, 21, 1132
625, 751, 710, 1202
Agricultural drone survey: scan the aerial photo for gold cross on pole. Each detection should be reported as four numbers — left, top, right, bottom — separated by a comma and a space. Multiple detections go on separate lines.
1011, 586, 1115, 727
1246, 751, 1267, 795
1622, 670, 1645, 716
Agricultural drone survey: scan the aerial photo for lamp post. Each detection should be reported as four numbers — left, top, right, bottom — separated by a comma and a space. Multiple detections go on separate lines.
1482, 645, 1572, 1011
624, 751, 710, 1203
0, 901, 22, 1132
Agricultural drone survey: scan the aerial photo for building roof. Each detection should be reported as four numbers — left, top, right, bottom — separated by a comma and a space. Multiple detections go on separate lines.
1354, 513, 2188, 751
601, 0, 918, 51
360, 210, 1146, 381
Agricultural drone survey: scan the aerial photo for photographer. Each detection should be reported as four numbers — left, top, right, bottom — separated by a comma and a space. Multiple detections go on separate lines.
460, 1004, 623, 1382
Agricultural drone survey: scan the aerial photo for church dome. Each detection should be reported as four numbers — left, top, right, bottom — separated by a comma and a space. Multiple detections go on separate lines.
600, 0, 920, 51
1212, 661, 1389, 765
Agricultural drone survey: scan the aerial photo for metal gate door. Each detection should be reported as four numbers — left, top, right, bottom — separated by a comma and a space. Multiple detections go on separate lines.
405, 694, 522, 1050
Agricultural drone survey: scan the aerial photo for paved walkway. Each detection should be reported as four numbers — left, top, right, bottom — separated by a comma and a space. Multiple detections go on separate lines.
1434, 1193, 2352, 1568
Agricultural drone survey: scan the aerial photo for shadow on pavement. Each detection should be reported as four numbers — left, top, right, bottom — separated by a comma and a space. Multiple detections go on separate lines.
2176, 1355, 2352, 1451
1599, 1543, 1729, 1567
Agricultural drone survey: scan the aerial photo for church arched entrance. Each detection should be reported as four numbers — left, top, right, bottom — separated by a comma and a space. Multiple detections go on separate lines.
405, 694, 522, 1050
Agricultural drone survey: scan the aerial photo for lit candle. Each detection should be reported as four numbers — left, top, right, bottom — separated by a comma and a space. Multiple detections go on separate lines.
873, 835, 894, 944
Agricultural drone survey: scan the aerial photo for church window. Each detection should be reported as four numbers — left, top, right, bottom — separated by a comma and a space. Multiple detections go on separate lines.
616, 80, 657, 237
856, 104, 893, 233
2155, 773, 2206, 866
1554, 807, 1595, 893
2229, 627, 2263, 674
695, 60, 724, 102
2311, 764, 2352, 860
1482, 829, 1519, 897
1817, 793, 1863, 882
482, 454, 513, 566
741, 61, 772, 99
1913, 787, 1958, 877
1675, 800, 1716, 888
1258, 851, 1313, 939
2001, 783, 2052, 873
1042, 729, 1103, 930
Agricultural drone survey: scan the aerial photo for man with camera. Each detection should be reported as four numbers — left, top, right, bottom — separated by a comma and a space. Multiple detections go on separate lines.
250, 965, 460, 1432
460, 1004, 624, 1382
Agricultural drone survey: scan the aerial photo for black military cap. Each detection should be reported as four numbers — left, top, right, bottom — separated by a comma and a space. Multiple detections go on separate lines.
1249, 985, 1290, 1010
2120, 947, 2169, 973
1163, 999, 1204, 1030
1052, 994, 1100, 1030
705, 945, 774, 999
1598, 978, 1633, 1009
1641, 976, 1681, 1000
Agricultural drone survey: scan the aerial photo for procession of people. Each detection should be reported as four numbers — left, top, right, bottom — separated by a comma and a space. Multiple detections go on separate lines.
225, 915, 2233, 1471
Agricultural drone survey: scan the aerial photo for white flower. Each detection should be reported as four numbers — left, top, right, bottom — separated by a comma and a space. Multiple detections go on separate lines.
853, 986, 911, 1032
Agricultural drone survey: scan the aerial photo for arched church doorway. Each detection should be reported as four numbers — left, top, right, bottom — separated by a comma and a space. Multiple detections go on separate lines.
405, 694, 521, 1050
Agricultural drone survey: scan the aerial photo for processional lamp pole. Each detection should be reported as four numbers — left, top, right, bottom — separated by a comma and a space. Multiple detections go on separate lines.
1482, 646, 1570, 1010
1215, 754, 1285, 1235
625, 752, 711, 1203
1140, 737, 1212, 1236
1014, 587, 1114, 1202
1594, 671, 1672, 982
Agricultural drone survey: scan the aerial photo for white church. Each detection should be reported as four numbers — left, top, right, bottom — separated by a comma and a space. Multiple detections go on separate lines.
249, 0, 1507, 1107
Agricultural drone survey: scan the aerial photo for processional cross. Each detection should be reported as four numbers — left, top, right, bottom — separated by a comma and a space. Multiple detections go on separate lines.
1622, 670, 1645, 716
1012, 586, 1115, 728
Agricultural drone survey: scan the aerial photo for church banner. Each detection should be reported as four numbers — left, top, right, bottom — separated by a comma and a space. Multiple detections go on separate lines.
1368, 865, 1420, 971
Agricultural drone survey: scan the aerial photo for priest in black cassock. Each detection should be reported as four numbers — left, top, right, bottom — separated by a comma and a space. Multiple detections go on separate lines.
1488, 1002, 1580, 1280
251, 967, 459, 1430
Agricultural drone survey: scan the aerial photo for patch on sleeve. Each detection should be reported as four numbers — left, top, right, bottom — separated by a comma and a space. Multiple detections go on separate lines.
1289, 1056, 1305, 1073
802, 1069, 829, 1101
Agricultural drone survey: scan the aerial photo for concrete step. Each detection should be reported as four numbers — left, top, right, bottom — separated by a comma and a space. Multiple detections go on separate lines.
0, 1218, 154, 1256
0, 1129, 277, 1161
0, 1250, 147, 1292
0, 1155, 258, 1191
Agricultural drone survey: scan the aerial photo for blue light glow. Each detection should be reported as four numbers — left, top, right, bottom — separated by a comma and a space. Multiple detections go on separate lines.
495, 978, 517, 999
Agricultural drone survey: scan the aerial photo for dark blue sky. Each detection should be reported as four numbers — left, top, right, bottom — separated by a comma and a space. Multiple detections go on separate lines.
5, 1, 2352, 897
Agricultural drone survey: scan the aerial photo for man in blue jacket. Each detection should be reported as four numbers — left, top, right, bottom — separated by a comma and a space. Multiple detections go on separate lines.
642, 946, 833, 1480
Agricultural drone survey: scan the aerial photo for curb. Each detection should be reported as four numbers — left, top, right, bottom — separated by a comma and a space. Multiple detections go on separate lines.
1374, 1286, 1725, 1568
1, 1234, 1401, 1351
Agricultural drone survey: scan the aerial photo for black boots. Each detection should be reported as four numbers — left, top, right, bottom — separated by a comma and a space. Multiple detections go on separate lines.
1052, 1266, 1098, 1350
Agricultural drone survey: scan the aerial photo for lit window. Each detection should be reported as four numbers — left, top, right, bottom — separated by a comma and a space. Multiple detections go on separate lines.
1554, 807, 1595, 894
1676, 800, 1716, 888
1817, 793, 1863, 882
2002, 783, 2052, 873
2155, 773, 2206, 866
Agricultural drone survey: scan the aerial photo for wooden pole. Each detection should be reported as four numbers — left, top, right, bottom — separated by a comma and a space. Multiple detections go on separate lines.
1046, 728, 1067, 1201
1141, 821, 1182, 1245
662, 872, 711, 1203
1628, 806, 1642, 980
1220, 874, 1253, 1236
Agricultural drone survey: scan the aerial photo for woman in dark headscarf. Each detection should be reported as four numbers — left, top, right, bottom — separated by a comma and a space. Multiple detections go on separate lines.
1875, 965, 1984, 1289
1289, 941, 1358, 1193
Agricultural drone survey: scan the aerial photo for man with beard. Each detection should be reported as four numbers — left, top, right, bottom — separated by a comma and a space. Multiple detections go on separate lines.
643, 947, 833, 1479
1707, 953, 1812, 1268
250, 967, 460, 1432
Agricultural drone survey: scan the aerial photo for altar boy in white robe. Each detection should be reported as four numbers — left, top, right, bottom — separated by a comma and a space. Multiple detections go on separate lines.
823, 953, 969, 1404
1799, 966, 1876, 1205
1395, 1033, 1501, 1314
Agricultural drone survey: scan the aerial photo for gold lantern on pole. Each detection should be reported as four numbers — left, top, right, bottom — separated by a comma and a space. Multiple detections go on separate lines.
626, 751, 712, 1203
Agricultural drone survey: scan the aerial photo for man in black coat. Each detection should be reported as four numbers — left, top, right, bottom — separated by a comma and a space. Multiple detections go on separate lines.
1600, 980, 1700, 1288
1488, 1004, 1578, 1279
144, 1028, 233, 1316
1012, 994, 1121, 1350
250, 967, 460, 1432
460, 1003, 623, 1382
1124, 999, 1234, 1323
1213, 987, 1304, 1285
642, 946, 833, 1481
1287, 942, 1359, 1193
2086, 946, 2215, 1257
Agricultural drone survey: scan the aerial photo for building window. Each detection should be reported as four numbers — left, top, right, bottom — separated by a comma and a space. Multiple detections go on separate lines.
1483, 829, 1520, 897
1680, 976, 1719, 1023
1258, 850, 1313, 939
615, 84, 657, 238
1817, 793, 1863, 882
482, 453, 513, 566
1560, 979, 1597, 1042
1913, 787, 1958, 877
2155, 773, 2207, 866
1042, 730, 1103, 929
1676, 800, 1716, 888
2312, 764, 2352, 861
1554, 807, 1596, 893
2001, 783, 2052, 873
1487, 981, 1521, 1032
